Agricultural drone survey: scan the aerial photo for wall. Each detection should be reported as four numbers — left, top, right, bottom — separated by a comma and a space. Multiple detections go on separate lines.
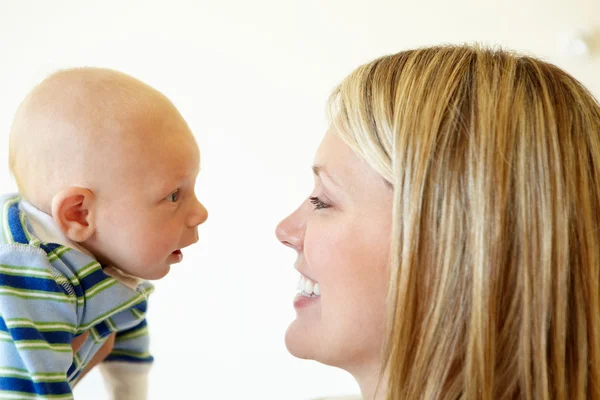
1, 1, 599, 398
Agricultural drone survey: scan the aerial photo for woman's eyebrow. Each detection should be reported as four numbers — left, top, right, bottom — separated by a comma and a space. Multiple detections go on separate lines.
312, 164, 342, 188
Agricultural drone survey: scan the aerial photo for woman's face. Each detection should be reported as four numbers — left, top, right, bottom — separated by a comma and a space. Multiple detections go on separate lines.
276, 127, 393, 371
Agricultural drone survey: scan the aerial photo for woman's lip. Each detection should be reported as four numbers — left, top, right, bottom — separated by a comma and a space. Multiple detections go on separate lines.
293, 293, 320, 309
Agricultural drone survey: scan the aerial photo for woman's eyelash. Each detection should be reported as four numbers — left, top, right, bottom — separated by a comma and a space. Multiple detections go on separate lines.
309, 196, 330, 210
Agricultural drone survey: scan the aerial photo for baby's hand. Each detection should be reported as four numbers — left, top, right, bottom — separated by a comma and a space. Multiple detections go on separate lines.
71, 331, 116, 385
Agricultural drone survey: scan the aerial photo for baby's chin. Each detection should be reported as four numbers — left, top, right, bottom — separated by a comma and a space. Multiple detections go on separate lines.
138, 264, 171, 281
114, 262, 171, 281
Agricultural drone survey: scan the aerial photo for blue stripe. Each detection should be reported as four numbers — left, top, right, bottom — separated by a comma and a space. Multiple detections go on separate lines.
116, 319, 147, 338
39, 242, 63, 255
4, 327, 72, 345
1, 315, 73, 345
78, 268, 111, 291
7, 203, 28, 244
0, 273, 65, 294
70, 368, 82, 383
93, 321, 113, 338
104, 354, 154, 363
66, 362, 77, 380
47, 260, 85, 301
0, 377, 71, 396
131, 300, 148, 314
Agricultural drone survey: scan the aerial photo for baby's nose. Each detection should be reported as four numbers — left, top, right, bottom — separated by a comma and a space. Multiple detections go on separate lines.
187, 200, 208, 227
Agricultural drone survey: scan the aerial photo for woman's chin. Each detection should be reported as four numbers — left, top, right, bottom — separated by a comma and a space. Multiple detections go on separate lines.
285, 319, 318, 360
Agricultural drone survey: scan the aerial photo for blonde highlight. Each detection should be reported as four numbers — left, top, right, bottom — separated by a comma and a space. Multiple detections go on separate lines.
329, 45, 600, 399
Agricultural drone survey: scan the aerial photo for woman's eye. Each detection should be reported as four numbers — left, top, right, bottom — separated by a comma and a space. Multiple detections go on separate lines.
309, 196, 330, 210
166, 190, 180, 203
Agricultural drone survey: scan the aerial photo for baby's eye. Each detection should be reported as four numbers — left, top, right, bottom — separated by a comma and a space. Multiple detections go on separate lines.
166, 189, 180, 203
309, 196, 330, 210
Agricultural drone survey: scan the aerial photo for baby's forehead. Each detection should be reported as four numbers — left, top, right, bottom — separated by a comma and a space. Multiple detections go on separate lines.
106, 136, 200, 191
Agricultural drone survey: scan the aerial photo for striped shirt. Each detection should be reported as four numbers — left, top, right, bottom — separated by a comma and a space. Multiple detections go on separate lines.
0, 194, 154, 399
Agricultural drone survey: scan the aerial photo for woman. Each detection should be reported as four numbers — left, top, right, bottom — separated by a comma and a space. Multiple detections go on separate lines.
276, 45, 600, 399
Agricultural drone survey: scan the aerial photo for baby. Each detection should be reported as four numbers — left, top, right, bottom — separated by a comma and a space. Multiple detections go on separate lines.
0, 68, 208, 399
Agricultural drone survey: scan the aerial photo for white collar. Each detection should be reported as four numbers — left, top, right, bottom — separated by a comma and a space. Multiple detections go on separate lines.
19, 199, 95, 257
19, 199, 144, 290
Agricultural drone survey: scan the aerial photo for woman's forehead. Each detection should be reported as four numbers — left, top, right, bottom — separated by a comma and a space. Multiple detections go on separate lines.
313, 129, 386, 196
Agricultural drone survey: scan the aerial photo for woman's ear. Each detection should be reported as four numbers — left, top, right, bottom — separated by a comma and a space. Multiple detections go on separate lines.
51, 187, 96, 242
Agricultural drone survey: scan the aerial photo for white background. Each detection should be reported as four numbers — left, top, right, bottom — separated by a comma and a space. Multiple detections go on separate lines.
1, 1, 599, 399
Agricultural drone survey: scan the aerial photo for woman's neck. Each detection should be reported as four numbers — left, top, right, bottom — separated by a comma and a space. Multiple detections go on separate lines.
349, 361, 387, 400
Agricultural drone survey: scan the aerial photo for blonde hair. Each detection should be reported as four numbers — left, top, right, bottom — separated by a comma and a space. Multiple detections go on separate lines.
329, 45, 600, 399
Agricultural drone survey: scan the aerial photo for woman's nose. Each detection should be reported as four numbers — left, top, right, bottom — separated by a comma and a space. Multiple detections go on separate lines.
275, 207, 304, 252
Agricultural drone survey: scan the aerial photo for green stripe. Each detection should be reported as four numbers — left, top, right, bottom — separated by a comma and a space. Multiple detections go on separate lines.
79, 294, 149, 330
108, 349, 151, 358
105, 318, 117, 332
50, 268, 81, 290
2, 198, 20, 244
73, 353, 82, 368
77, 261, 102, 279
0, 264, 54, 279
19, 211, 31, 242
0, 263, 80, 300
0, 337, 71, 352
115, 326, 148, 342
89, 327, 102, 343
0, 367, 65, 382
131, 308, 144, 319
85, 279, 118, 299
47, 246, 71, 262
0, 287, 75, 303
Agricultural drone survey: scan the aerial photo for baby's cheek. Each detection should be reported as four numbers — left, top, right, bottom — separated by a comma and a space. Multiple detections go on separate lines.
141, 235, 172, 260
128, 237, 158, 262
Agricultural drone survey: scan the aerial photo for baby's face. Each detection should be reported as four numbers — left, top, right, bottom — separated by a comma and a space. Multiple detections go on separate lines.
83, 113, 208, 279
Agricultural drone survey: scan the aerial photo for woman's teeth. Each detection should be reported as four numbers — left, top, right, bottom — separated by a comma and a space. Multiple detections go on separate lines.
297, 274, 320, 297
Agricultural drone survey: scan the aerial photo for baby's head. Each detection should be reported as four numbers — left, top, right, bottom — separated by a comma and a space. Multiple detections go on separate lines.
9, 68, 208, 279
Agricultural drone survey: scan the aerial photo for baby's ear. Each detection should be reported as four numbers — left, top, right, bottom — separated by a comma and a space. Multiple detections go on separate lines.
51, 187, 96, 242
